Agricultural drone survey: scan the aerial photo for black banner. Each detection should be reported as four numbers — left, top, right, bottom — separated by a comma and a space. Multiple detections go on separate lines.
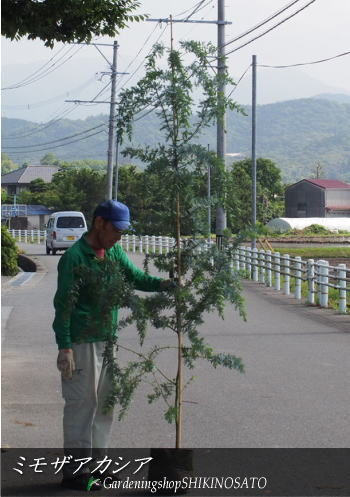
1, 448, 350, 496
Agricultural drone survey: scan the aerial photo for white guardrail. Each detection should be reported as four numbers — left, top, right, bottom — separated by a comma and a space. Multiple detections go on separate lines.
10, 230, 349, 314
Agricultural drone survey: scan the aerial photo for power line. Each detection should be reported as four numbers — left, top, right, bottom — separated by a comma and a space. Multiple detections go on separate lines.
2, 76, 96, 110
3, 122, 108, 149
222, 0, 302, 49
1, 45, 85, 90
2, 105, 79, 139
227, 64, 252, 98
185, 0, 207, 21
115, 24, 169, 92
225, 0, 317, 56
259, 50, 350, 68
1, 44, 69, 90
117, 22, 160, 78
182, 0, 215, 39
4, 130, 105, 155
174, 0, 204, 18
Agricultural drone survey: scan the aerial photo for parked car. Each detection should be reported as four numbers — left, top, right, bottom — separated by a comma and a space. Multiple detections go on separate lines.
46, 211, 87, 255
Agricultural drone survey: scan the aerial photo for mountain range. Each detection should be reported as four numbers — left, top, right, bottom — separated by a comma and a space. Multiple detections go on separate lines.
2, 96, 350, 183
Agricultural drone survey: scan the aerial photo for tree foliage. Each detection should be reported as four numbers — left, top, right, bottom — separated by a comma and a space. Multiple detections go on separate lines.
225, 158, 284, 232
2, 0, 145, 47
1, 153, 18, 175
1, 225, 19, 276
110, 41, 246, 446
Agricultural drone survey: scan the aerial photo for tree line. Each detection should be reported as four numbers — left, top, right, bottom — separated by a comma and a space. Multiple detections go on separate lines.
2, 153, 284, 235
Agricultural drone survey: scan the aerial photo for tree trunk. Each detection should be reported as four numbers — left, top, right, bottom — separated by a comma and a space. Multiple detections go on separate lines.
175, 190, 183, 448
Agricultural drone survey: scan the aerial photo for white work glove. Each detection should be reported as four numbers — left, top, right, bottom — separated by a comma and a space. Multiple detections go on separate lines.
57, 349, 75, 380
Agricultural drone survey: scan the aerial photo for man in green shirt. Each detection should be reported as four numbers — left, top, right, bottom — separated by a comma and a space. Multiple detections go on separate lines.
53, 200, 169, 491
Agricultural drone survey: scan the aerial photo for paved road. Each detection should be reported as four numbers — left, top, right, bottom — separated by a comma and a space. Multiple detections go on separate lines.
2, 243, 350, 449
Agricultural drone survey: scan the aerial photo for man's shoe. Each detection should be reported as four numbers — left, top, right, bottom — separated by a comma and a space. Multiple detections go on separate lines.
61, 473, 102, 491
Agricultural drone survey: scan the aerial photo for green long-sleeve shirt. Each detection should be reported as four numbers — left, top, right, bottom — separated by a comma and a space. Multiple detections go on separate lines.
53, 234, 162, 349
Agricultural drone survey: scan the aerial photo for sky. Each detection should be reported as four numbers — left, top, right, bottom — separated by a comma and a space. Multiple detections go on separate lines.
1, 0, 350, 122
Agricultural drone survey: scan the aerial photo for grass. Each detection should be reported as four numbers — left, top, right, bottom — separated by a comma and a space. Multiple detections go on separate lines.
276, 247, 350, 259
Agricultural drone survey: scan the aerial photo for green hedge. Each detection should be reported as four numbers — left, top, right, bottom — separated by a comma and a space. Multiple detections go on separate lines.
1, 224, 19, 276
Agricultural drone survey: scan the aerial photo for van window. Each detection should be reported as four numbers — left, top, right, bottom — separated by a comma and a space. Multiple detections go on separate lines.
56, 216, 85, 228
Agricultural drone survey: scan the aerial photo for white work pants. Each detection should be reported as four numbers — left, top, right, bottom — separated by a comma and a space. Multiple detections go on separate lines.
61, 342, 114, 477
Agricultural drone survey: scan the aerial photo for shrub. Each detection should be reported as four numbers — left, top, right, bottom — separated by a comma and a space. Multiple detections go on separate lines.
1, 224, 19, 276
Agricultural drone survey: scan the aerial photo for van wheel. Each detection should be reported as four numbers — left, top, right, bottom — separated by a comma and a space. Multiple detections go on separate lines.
52, 248, 57, 255
46, 244, 51, 255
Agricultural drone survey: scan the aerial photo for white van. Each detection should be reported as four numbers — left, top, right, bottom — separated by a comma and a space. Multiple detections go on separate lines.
46, 211, 87, 255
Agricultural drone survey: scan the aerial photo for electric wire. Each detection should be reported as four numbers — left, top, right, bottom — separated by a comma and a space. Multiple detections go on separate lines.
2, 44, 85, 90
221, 0, 302, 49
174, 1, 204, 18
2, 105, 79, 140
2, 76, 97, 110
1, 44, 69, 90
5, 129, 105, 155
185, 0, 207, 21
118, 22, 160, 76
227, 64, 252, 98
225, 0, 317, 56
115, 23, 169, 92
259, 50, 350, 68
3, 122, 108, 149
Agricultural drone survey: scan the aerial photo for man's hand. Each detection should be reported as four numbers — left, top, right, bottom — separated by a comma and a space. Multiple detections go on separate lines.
57, 349, 75, 380
160, 279, 177, 291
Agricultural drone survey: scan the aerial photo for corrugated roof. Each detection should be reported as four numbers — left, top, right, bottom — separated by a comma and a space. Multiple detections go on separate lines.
304, 179, 350, 189
1, 165, 60, 184
26, 205, 53, 215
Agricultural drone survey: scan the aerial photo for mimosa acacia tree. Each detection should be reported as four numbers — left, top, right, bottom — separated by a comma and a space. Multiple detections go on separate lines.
112, 39, 247, 447
67, 38, 247, 448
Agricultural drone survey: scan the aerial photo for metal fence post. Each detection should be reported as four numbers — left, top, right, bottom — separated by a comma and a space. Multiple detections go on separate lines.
307, 259, 315, 305
294, 256, 302, 300
338, 264, 347, 314
126, 234, 129, 252
274, 252, 281, 291
246, 247, 252, 278
235, 250, 240, 271
139, 236, 143, 254
240, 247, 246, 272
283, 254, 290, 295
252, 248, 258, 282
318, 260, 329, 308
145, 235, 149, 254
266, 250, 272, 287
259, 249, 265, 284
31, 230, 34, 242
151, 235, 156, 253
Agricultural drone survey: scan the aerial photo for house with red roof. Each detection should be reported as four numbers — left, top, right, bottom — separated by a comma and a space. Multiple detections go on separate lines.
285, 179, 350, 217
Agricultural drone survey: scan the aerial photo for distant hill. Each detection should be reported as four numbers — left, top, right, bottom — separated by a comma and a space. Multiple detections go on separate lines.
2, 98, 350, 183
312, 93, 350, 104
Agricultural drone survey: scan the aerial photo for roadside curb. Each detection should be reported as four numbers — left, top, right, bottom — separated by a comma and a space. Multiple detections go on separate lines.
242, 279, 350, 333
19, 253, 47, 274
2, 253, 47, 289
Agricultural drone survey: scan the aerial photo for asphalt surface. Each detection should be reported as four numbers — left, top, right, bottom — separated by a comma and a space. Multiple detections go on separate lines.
2, 243, 350, 449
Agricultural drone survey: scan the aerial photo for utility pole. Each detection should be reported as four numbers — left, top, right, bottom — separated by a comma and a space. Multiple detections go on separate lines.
215, 0, 226, 247
106, 40, 118, 200
114, 138, 120, 201
65, 40, 128, 201
147, 5, 231, 246
251, 54, 257, 249
207, 144, 211, 246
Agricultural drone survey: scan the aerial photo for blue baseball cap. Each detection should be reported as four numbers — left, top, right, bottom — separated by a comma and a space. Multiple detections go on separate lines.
94, 200, 131, 231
